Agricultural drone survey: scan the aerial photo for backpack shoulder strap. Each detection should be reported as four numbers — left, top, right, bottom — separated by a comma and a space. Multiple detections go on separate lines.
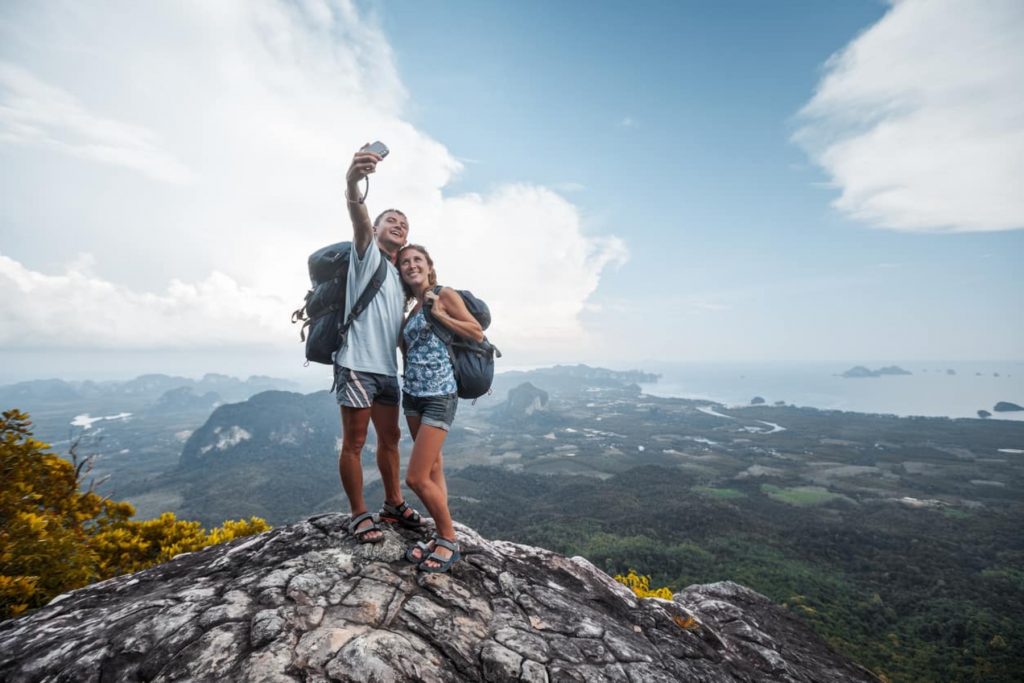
424, 285, 455, 345
339, 250, 389, 335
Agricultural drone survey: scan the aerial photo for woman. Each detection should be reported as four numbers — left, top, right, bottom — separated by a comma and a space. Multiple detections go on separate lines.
396, 244, 484, 573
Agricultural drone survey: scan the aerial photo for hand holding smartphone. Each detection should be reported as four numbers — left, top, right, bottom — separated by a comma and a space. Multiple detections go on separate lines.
348, 141, 388, 202
364, 141, 389, 159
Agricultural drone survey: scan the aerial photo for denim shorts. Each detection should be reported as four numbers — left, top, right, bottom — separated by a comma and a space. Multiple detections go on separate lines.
402, 392, 458, 431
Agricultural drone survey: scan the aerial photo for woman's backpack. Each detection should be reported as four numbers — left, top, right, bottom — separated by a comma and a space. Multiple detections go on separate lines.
291, 242, 388, 365
424, 286, 501, 400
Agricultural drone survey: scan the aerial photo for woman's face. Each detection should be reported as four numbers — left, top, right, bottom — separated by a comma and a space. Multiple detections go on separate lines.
399, 248, 431, 289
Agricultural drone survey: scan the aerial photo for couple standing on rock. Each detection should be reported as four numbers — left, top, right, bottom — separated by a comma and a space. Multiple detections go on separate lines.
334, 145, 482, 574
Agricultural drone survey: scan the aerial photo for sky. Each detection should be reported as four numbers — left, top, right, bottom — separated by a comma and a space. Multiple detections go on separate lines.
0, 0, 1021, 386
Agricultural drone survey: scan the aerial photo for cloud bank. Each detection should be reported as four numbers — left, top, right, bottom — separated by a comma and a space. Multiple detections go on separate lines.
0, 0, 624, 355
795, 0, 1024, 232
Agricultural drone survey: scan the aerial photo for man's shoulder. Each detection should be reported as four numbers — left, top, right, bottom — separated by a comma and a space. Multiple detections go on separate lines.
352, 244, 395, 279
353, 240, 380, 263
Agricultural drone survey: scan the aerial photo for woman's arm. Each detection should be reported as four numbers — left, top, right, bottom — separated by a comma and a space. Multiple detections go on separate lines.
398, 304, 416, 355
429, 288, 485, 342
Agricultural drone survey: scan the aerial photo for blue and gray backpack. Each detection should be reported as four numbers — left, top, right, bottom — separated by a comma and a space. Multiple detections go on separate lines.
291, 241, 388, 366
424, 285, 501, 400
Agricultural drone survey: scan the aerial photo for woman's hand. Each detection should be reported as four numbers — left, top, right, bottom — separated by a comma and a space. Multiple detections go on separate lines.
425, 290, 447, 317
429, 288, 484, 342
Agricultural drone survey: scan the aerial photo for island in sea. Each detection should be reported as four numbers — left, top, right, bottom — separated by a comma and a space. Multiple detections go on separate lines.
840, 365, 912, 378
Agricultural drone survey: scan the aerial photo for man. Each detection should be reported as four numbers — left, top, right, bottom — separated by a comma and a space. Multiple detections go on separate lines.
337, 145, 423, 542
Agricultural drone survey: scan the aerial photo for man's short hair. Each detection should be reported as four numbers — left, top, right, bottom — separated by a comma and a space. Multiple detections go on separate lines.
373, 209, 407, 227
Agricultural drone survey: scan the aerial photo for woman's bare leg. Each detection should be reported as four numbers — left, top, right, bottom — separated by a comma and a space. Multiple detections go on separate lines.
404, 422, 455, 567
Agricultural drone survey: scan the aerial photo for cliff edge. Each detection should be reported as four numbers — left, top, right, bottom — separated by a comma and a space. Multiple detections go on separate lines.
0, 515, 876, 682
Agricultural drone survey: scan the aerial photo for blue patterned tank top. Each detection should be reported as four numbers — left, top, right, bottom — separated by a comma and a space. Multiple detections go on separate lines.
402, 308, 456, 397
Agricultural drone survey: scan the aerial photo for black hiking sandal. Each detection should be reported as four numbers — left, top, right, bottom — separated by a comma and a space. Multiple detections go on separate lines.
380, 500, 426, 530
417, 537, 460, 574
404, 535, 436, 564
348, 511, 384, 544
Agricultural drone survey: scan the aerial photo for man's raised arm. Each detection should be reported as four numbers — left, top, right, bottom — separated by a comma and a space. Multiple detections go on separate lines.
345, 147, 382, 257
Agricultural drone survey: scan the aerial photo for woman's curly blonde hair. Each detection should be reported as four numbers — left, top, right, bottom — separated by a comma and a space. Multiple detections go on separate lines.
397, 244, 438, 304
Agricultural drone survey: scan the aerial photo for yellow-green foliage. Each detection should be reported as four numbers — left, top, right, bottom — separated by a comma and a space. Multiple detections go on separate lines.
613, 568, 673, 599
0, 409, 270, 620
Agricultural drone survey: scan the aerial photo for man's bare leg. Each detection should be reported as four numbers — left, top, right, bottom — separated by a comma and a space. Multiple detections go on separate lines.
339, 405, 381, 541
370, 400, 404, 509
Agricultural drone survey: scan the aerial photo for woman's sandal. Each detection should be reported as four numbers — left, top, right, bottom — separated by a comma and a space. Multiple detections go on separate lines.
380, 500, 426, 530
404, 535, 435, 564
417, 537, 460, 574
348, 511, 384, 544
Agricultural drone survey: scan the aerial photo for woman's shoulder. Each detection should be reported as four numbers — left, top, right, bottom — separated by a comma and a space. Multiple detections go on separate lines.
437, 285, 461, 301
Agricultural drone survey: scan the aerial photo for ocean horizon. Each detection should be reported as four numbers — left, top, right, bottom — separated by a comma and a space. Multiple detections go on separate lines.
637, 360, 1024, 422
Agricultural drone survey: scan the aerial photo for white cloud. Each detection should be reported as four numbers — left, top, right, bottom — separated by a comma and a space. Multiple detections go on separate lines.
0, 253, 287, 348
421, 185, 627, 350
0, 62, 193, 183
619, 116, 635, 128
794, 0, 1024, 232
0, 0, 625, 358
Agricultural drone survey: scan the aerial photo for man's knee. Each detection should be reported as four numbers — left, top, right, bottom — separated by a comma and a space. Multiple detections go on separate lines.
374, 420, 401, 451
340, 433, 368, 456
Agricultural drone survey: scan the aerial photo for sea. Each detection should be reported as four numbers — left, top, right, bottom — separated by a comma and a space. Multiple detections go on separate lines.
636, 361, 1024, 422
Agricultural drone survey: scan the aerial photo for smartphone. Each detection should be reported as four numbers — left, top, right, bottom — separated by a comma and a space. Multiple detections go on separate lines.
365, 141, 389, 158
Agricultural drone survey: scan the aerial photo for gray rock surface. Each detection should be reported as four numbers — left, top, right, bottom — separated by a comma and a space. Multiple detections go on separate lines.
0, 514, 877, 682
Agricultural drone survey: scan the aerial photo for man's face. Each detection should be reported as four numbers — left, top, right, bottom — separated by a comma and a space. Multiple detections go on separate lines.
375, 211, 409, 250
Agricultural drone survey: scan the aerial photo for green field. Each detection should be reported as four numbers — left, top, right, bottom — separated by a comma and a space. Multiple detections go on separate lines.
761, 484, 849, 506
692, 486, 747, 500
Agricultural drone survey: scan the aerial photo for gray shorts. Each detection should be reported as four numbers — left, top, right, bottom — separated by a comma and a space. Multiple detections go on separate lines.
402, 392, 458, 431
335, 366, 400, 408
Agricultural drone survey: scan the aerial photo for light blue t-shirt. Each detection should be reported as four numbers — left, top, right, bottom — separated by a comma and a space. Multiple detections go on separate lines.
333, 242, 404, 376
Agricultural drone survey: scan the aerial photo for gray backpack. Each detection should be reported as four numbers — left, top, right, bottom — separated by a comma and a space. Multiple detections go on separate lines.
291, 242, 387, 365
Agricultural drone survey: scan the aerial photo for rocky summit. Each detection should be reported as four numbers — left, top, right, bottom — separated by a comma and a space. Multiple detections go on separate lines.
0, 515, 876, 682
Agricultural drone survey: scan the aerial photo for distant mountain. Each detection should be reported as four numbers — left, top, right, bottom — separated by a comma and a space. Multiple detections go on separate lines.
159, 390, 346, 526
841, 365, 912, 378
0, 378, 74, 401
154, 387, 222, 412
501, 382, 549, 420
490, 364, 657, 399
0, 373, 300, 406
179, 390, 339, 469
153, 365, 660, 526
0, 373, 306, 521
993, 401, 1023, 413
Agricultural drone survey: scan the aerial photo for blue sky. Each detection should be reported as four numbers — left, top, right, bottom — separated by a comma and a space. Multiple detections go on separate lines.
0, 0, 1021, 384
374, 0, 1023, 363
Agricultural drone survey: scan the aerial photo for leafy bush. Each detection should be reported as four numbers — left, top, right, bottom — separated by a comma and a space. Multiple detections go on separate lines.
0, 409, 269, 620
614, 569, 673, 599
